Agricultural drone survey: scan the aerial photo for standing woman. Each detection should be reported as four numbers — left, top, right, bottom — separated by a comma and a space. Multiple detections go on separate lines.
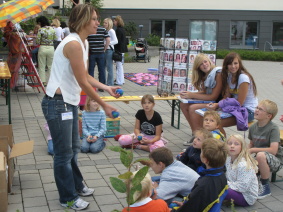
180, 53, 222, 142
36, 16, 56, 87
103, 18, 118, 86
52, 19, 64, 49
113, 15, 128, 86
41, 4, 120, 210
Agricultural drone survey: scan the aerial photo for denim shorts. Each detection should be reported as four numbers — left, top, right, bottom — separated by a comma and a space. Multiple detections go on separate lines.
247, 109, 254, 123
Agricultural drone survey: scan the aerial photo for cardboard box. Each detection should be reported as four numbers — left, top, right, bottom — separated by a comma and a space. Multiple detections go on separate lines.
0, 125, 34, 193
0, 152, 8, 212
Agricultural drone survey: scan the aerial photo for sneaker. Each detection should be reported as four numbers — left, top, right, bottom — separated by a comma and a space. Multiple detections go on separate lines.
183, 137, 194, 146
257, 183, 271, 199
61, 198, 89, 210
78, 186, 95, 197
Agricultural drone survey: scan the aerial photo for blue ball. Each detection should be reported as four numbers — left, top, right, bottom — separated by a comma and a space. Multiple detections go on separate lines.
116, 89, 124, 96
112, 111, 120, 118
137, 136, 142, 141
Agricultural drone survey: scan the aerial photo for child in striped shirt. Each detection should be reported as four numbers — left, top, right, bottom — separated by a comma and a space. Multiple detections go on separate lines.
81, 96, 106, 153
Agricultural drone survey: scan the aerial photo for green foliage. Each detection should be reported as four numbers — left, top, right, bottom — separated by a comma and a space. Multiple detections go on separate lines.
110, 177, 127, 193
124, 21, 138, 38
120, 149, 133, 168
20, 19, 36, 34
107, 145, 151, 208
146, 34, 160, 46
215, 49, 283, 61
90, 0, 104, 15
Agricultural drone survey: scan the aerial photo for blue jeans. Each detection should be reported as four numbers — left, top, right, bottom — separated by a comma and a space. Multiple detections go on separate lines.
105, 49, 114, 86
41, 95, 84, 204
88, 53, 106, 84
31, 47, 39, 63
247, 109, 254, 122
48, 139, 54, 155
81, 135, 105, 153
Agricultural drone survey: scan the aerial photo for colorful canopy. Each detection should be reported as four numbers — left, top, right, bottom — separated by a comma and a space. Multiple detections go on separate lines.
0, 0, 54, 28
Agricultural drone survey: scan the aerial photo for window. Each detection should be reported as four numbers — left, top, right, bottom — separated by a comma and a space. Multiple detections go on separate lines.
151, 20, 176, 38
190, 21, 217, 40
272, 22, 283, 47
230, 21, 259, 48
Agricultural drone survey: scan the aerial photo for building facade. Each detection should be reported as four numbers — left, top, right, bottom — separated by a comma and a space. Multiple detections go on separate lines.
99, 0, 283, 51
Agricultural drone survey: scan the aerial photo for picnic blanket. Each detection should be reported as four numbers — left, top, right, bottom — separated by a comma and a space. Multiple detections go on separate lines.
124, 73, 158, 86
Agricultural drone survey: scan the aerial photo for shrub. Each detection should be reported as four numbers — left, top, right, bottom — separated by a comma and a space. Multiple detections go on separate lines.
146, 34, 160, 46
124, 21, 138, 39
215, 49, 283, 61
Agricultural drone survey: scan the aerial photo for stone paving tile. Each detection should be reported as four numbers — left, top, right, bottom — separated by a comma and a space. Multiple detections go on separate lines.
22, 188, 45, 198
45, 191, 59, 201
23, 196, 47, 208
1, 56, 283, 211
24, 206, 50, 212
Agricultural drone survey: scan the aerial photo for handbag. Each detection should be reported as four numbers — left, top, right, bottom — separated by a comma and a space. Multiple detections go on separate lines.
110, 46, 122, 62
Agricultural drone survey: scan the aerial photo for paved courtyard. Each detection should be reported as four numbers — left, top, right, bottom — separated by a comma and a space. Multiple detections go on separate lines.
1, 55, 283, 212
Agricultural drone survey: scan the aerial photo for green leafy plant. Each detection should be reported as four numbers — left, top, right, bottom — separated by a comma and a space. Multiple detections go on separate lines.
215, 49, 283, 61
124, 21, 138, 39
146, 34, 161, 46
108, 146, 150, 211
90, 0, 104, 15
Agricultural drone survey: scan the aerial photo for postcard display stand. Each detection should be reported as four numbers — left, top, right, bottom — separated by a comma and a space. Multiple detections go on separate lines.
157, 38, 217, 97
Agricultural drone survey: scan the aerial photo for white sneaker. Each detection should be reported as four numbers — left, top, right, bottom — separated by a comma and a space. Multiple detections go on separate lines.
61, 198, 89, 210
78, 186, 95, 197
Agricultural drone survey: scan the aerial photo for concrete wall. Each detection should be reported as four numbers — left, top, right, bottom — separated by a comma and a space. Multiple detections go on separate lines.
101, 9, 283, 50
102, 0, 283, 11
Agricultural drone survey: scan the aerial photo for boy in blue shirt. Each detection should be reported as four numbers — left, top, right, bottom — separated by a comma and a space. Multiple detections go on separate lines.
177, 128, 212, 171
172, 138, 228, 212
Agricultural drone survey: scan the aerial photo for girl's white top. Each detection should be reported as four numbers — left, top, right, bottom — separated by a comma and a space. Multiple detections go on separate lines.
225, 156, 258, 205
107, 28, 118, 49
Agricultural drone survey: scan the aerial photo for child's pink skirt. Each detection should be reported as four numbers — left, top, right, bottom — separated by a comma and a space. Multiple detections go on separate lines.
118, 133, 167, 152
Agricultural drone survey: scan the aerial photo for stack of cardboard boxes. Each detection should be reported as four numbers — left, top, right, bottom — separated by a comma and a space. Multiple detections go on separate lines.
0, 125, 34, 212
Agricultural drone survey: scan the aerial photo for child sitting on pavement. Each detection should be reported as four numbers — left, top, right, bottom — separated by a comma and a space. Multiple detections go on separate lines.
81, 96, 106, 153
203, 110, 225, 141
184, 110, 225, 146
122, 172, 170, 212
225, 134, 258, 206
115, 94, 167, 152
248, 99, 282, 199
177, 128, 212, 171
171, 138, 228, 212
149, 147, 200, 204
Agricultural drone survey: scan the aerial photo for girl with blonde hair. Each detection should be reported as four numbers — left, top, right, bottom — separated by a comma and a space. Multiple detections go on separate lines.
180, 53, 222, 144
81, 96, 106, 153
122, 172, 169, 212
51, 18, 64, 49
225, 134, 258, 206
103, 18, 118, 86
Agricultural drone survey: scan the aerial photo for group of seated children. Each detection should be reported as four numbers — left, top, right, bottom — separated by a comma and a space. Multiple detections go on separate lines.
124, 99, 281, 211
43, 91, 281, 210
123, 140, 228, 212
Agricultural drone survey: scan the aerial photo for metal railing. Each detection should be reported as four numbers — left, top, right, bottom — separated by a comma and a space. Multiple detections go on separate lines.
264, 41, 274, 52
